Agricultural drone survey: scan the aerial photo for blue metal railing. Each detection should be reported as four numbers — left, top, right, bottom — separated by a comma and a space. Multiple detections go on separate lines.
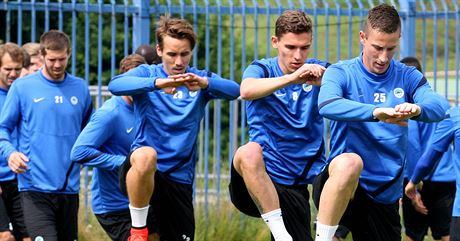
2, 0, 460, 213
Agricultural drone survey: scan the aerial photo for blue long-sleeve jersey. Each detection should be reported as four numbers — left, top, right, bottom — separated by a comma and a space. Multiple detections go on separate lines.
0, 71, 93, 194
0, 88, 16, 182
404, 97, 454, 182
409, 107, 460, 216
243, 57, 329, 185
109, 64, 240, 184
71, 96, 134, 214
318, 55, 446, 204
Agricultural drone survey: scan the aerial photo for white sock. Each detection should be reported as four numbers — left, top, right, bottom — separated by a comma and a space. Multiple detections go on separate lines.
315, 221, 338, 241
129, 204, 150, 228
261, 209, 293, 241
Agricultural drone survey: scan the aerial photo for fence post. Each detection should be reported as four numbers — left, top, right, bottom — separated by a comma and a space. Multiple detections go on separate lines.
399, 0, 416, 58
133, 0, 150, 51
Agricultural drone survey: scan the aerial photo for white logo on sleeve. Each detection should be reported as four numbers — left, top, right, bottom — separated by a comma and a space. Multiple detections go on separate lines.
126, 127, 134, 134
35, 237, 44, 241
70, 96, 79, 105
33, 97, 45, 103
393, 88, 405, 98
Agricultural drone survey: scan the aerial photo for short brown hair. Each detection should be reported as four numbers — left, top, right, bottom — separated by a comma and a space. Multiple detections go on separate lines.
156, 16, 196, 50
22, 42, 41, 57
39, 30, 71, 56
275, 10, 313, 38
119, 54, 147, 74
0, 43, 24, 67
364, 4, 400, 34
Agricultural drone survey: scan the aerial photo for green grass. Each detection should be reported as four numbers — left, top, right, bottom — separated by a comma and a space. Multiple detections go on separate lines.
78, 191, 439, 241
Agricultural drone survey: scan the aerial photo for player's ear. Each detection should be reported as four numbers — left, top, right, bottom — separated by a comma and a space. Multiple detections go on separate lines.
271, 35, 279, 48
359, 31, 366, 46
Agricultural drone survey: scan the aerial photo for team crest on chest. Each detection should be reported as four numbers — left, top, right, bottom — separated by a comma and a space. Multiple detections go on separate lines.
302, 84, 313, 92
70, 96, 79, 105
393, 88, 404, 98
189, 91, 198, 97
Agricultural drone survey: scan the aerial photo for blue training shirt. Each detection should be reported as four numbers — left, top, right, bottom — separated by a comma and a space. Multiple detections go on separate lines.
404, 97, 455, 182
0, 88, 16, 182
0, 71, 93, 194
71, 96, 134, 214
318, 55, 446, 204
243, 57, 329, 185
410, 107, 460, 216
109, 64, 240, 184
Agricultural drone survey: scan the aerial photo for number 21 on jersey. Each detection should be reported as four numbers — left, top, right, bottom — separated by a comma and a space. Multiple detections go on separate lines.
55, 96, 64, 104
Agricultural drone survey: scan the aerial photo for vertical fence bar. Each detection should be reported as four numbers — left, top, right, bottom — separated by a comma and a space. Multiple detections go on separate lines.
58, 0, 63, 31
71, 0, 77, 75
419, 0, 427, 75
357, 0, 364, 52
123, 0, 129, 56
430, 0, 438, 91
83, 0, 91, 223
97, 0, 103, 108
346, 0, 352, 59
214, 0, 223, 206
111, 0, 116, 78
399, 0, 416, 58
192, 0, 198, 67
5, 2, 11, 42
455, 1, 459, 105
179, 0, 185, 19
239, 0, 247, 165
252, 0, 259, 60
334, 0, 340, 62
264, 0, 271, 58
44, 0, 49, 31
203, 0, 211, 214
310, 0, 318, 58
322, 0, 330, 61
31, 0, 36, 42
441, 0, 448, 99
17, 0, 22, 45
133, 0, 150, 49
228, 0, 237, 194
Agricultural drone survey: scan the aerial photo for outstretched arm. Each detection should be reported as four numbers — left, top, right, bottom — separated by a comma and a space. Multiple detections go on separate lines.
241, 63, 325, 100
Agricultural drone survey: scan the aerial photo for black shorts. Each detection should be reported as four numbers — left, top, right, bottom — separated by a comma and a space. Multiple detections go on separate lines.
21, 191, 78, 241
228, 163, 312, 241
0, 179, 28, 239
450, 216, 460, 241
0, 193, 10, 232
402, 179, 455, 241
95, 209, 157, 241
119, 153, 195, 241
312, 165, 401, 241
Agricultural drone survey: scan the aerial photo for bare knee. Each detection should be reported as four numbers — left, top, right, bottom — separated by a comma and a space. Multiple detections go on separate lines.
130, 146, 157, 175
329, 153, 363, 185
233, 142, 264, 175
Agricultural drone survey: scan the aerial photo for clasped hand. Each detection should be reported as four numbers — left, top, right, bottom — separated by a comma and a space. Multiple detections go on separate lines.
290, 64, 326, 86
373, 103, 421, 126
155, 73, 208, 94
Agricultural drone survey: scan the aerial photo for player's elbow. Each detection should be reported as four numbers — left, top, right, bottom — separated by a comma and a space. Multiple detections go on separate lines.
70, 145, 87, 163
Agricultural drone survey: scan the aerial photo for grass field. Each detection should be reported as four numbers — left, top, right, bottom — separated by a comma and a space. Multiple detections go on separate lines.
78, 191, 437, 241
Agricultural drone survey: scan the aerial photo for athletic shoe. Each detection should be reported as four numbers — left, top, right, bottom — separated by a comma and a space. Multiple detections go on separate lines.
127, 227, 148, 241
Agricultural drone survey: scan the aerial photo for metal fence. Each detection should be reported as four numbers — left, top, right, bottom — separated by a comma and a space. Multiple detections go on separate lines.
1, 0, 460, 213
